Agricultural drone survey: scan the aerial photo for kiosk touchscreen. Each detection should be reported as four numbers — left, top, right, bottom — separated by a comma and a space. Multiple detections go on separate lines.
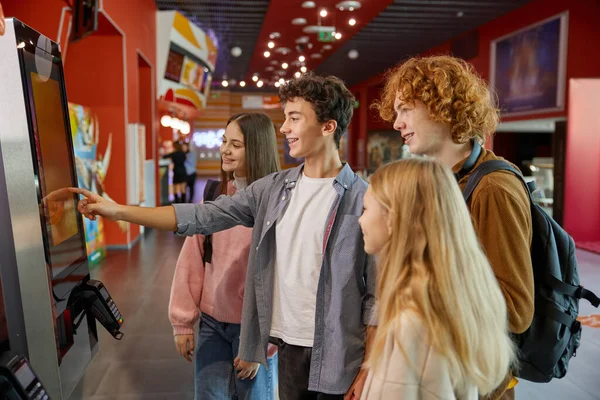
0, 18, 123, 399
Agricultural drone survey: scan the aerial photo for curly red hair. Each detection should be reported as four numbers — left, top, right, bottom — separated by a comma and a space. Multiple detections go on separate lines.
373, 55, 499, 144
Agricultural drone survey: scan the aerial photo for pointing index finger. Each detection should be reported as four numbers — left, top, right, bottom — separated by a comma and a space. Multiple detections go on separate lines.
68, 187, 95, 198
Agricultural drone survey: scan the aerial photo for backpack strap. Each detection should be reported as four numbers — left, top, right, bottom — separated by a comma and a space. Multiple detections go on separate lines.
202, 180, 221, 265
203, 179, 222, 203
545, 273, 600, 308
462, 160, 533, 203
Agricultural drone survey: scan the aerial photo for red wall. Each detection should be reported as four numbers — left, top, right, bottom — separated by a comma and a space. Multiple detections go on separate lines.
564, 79, 600, 243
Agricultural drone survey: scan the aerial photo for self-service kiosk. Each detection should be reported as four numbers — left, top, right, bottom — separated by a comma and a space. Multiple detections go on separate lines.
0, 19, 123, 399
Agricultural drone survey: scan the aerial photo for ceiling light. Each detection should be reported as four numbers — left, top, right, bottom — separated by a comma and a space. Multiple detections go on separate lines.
230, 46, 242, 57
279, 78, 285, 84
339, 7, 344, 11
349, 18, 356, 26
160, 115, 172, 127
282, 62, 289, 69
267, 66, 275, 71
264, 51, 271, 57
222, 80, 229, 87
310, 53, 323, 59
270, 60, 279, 65
349, 6, 354, 11
320, 9, 328, 17
275, 47, 292, 55
268, 41, 275, 48
275, 82, 281, 88
300, 66, 307, 73
257, 80, 264, 88
252, 75, 259, 82
299, 55, 306, 62
323, 44, 332, 50
457, 11, 464, 17
294, 72, 302, 78
301, 1, 316, 8
348, 49, 359, 59
335, 32, 342, 40
239, 81, 246, 87
296, 36, 310, 44
229, 79, 237, 86
269, 32, 281, 39
292, 18, 307, 25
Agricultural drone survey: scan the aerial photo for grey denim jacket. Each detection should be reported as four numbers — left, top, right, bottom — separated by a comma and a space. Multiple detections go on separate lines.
173, 163, 377, 394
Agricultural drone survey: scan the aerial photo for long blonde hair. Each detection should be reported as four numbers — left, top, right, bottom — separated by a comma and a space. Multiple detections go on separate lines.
366, 158, 515, 396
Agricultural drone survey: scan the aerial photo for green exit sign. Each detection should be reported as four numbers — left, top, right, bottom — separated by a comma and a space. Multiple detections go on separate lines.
318, 31, 334, 42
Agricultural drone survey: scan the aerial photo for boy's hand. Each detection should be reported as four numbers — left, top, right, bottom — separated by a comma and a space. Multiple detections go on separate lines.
233, 356, 260, 380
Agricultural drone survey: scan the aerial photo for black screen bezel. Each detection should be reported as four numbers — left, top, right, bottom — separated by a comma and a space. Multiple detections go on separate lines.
13, 20, 90, 298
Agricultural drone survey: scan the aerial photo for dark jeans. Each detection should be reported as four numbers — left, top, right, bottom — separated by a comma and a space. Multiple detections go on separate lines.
275, 339, 344, 400
186, 172, 197, 203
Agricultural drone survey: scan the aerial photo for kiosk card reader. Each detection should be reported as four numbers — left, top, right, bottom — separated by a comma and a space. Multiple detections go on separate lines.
0, 352, 50, 400
68, 280, 123, 340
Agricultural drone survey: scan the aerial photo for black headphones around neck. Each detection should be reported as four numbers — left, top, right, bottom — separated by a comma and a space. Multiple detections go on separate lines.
454, 141, 481, 181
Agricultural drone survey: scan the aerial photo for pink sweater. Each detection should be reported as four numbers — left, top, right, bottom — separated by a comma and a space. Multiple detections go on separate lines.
169, 182, 251, 335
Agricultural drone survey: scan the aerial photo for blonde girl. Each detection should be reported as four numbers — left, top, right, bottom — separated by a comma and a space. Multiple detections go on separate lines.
358, 158, 515, 399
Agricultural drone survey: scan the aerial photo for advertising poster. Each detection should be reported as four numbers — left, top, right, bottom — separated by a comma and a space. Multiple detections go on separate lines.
68, 103, 107, 265
491, 13, 568, 116
367, 131, 408, 173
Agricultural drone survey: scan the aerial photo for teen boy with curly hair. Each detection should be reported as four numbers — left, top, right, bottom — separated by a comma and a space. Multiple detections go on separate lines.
375, 55, 534, 400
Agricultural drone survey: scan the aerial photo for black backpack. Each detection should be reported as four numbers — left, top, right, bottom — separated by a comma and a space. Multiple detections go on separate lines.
202, 179, 221, 264
463, 159, 600, 383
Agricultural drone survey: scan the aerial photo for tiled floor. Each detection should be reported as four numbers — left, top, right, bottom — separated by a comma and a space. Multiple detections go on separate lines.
68, 178, 600, 399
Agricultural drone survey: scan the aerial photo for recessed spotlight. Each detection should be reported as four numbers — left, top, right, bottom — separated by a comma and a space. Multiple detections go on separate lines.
257, 80, 264, 88
300, 66, 307, 73
301, 1, 316, 8
264, 51, 271, 57
279, 78, 285, 84
310, 53, 323, 59
299, 55, 306, 62
270, 60, 279, 65
292, 18, 307, 25
457, 11, 464, 17
266, 66, 275, 71
222, 80, 229, 87
252, 75, 259, 82
320, 9, 328, 17
269, 32, 281, 39
323, 44, 332, 50
339, 6, 344, 11
296, 36, 310, 44
348, 49, 359, 59
239, 81, 246, 87
349, 18, 356, 26
275, 47, 292, 55
275, 82, 281, 88
268, 41, 275, 48
349, 7, 354, 11
230, 46, 242, 57
282, 62, 289, 69
294, 72, 301, 78
335, 32, 342, 40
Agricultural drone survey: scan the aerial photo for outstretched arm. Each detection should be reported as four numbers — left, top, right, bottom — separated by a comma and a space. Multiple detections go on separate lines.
69, 187, 178, 231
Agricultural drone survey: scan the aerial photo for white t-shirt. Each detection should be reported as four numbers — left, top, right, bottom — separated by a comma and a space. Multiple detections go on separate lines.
270, 173, 338, 347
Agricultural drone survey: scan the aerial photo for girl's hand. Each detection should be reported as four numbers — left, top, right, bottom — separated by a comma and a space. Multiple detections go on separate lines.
174, 334, 194, 362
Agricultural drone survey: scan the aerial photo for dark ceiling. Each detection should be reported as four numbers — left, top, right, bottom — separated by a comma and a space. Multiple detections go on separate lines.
155, 0, 532, 91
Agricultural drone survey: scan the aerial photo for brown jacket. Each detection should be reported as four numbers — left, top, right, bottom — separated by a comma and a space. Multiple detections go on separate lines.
453, 147, 535, 334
